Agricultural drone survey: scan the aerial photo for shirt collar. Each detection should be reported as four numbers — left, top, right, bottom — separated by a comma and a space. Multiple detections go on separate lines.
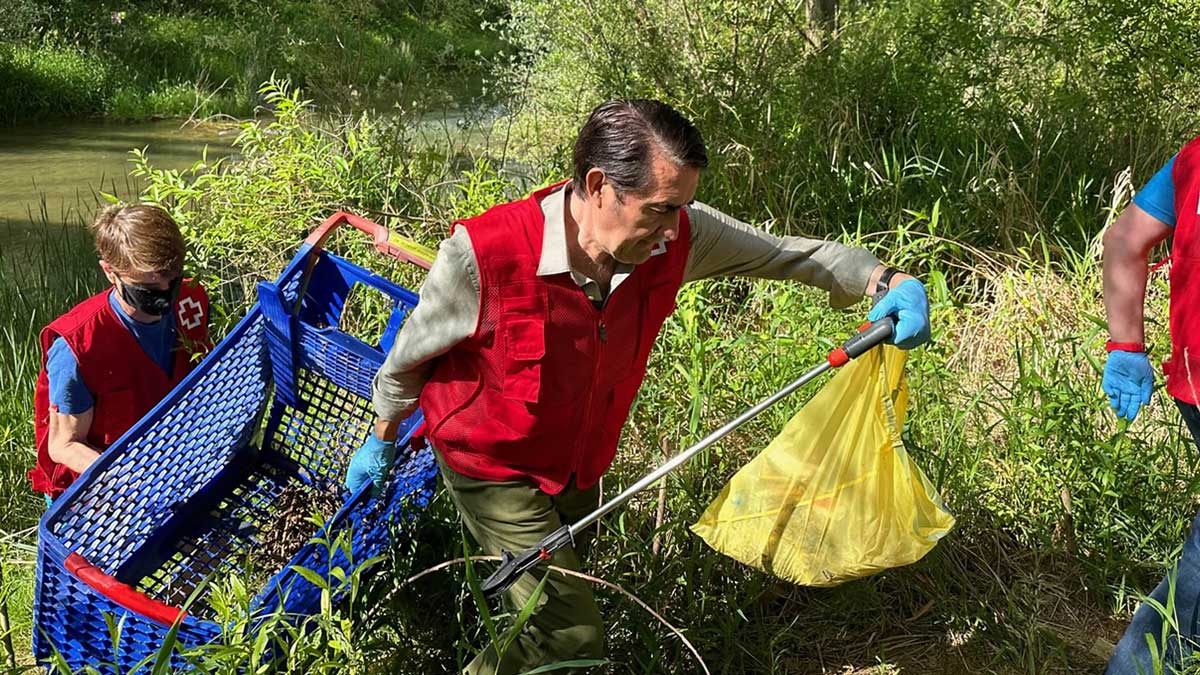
536, 183, 572, 277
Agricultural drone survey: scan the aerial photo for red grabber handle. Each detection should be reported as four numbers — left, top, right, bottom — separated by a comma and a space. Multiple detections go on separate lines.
304, 211, 434, 270
827, 316, 896, 367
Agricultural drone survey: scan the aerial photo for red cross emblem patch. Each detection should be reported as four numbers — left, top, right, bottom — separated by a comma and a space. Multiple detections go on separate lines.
177, 296, 204, 330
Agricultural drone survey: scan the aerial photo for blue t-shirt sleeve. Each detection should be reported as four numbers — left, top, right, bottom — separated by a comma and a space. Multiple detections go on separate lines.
1132, 154, 1177, 226
46, 338, 95, 414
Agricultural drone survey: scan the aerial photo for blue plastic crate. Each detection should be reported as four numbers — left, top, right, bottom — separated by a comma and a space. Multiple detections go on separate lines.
33, 213, 438, 670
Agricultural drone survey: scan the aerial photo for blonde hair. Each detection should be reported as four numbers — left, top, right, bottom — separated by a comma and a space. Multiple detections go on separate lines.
90, 203, 185, 275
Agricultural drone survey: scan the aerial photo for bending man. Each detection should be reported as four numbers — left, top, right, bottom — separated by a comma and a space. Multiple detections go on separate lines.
348, 100, 932, 674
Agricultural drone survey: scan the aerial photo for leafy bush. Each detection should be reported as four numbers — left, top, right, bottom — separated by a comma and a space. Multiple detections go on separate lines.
0, 0, 507, 123
497, 0, 1198, 259
0, 43, 112, 120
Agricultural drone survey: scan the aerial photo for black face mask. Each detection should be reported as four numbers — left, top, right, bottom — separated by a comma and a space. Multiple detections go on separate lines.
117, 275, 182, 317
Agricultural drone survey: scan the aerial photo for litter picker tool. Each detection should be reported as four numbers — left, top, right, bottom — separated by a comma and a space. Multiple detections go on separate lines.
480, 316, 897, 597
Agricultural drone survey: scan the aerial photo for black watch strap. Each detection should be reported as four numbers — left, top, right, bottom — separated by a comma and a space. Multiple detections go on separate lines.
875, 266, 900, 294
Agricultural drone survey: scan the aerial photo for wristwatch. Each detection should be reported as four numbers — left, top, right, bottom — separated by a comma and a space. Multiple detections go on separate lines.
875, 266, 900, 294
871, 266, 901, 307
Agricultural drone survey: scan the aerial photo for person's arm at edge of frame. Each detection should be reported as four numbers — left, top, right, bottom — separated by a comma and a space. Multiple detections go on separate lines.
1101, 203, 1172, 422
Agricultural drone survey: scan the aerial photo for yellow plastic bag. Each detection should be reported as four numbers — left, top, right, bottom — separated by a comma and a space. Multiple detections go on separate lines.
691, 345, 954, 587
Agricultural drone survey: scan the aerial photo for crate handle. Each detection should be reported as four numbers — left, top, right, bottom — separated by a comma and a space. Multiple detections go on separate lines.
65, 553, 186, 627
304, 211, 434, 270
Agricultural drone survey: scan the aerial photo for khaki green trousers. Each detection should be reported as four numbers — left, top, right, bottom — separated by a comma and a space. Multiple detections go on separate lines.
435, 451, 605, 674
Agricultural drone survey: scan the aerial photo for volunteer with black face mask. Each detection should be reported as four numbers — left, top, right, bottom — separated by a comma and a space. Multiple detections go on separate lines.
28, 203, 212, 503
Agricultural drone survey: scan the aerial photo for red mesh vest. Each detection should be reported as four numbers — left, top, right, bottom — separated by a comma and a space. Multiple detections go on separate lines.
1165, 136, 1200, 404
421, 183, 690, 494
29, 280, 212, 498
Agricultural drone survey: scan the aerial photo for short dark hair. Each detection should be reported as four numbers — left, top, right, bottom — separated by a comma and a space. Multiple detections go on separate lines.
572, 99, 708, 199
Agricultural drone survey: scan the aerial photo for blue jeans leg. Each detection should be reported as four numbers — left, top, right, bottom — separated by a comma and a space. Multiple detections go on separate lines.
1107, 399, 1200, 674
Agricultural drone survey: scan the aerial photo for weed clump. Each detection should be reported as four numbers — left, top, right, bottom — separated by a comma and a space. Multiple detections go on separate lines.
251, 482, 344, 580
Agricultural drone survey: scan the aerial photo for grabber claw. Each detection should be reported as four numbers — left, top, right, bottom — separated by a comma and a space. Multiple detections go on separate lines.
480, 525, 573, 597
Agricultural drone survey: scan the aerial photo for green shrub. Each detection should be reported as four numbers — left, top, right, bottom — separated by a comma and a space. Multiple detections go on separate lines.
497, 0, 1198, 259
106, 80, 248, 119
0, 1, 506, 123
0, 43, 112, 120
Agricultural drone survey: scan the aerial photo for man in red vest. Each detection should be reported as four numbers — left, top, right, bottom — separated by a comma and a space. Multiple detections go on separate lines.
1102, 138, 1200, 674
29, 203, 211, 503
347, 100, 932, 673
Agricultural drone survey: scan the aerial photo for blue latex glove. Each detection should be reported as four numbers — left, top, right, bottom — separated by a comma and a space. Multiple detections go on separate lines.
867, 278, 931, 350
1102, 350, 1154, 422
345, 434, 397, 496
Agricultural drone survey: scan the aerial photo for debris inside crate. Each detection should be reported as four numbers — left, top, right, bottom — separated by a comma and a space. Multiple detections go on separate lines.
251, 482, 345, 576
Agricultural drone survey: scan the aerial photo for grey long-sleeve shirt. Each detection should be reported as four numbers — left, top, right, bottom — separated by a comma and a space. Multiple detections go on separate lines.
371, 184, 880, 421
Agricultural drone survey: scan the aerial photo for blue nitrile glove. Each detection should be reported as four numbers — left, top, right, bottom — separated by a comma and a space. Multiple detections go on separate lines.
1102, 350, 1154, 422
345, 434, 397, 496
867, 278, 931, 350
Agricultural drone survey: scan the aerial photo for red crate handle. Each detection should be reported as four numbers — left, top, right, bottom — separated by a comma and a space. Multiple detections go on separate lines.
65, 553, 186, 627
304, 211, 434, 270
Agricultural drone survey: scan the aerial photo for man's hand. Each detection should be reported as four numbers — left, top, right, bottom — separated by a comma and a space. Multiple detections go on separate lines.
867, 278, 931, 350
1102, 350, 1154, 422
345, 433, 397, 496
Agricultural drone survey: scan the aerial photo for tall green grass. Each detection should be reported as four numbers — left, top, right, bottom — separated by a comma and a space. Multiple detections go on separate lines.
0, 208, 106, 669
497, 0, 1196, 262
0, 43, 113, 121
0, 216, 105, 533
0, 0, 506, 123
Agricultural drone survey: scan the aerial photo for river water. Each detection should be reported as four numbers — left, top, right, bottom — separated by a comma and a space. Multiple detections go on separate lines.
0, 100, 500, 257
0, 118, 238, 252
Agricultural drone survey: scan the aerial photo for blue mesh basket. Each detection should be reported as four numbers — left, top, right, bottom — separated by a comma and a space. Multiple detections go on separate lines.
33, 213, 438, 670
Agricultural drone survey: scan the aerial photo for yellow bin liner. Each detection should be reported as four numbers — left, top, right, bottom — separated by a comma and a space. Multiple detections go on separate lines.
691, 345, 954, 587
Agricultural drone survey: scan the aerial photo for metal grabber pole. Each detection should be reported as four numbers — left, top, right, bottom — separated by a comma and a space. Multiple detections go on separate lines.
479, 316, 897, 597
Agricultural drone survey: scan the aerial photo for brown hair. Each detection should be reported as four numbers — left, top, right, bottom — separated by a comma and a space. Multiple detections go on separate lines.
572, 99, 708, 199
90, 203, 185, 275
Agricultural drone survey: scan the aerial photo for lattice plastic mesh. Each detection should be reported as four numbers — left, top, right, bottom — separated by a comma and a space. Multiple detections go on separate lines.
135, 463, 290, 612
51, 314, 271, 570
269, 366, 373, 491
257, 446, 437, 616
35, 545, 218, 670
299, 326, 383, 400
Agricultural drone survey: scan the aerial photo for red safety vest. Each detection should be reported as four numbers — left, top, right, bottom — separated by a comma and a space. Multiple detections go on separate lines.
29, 281, 212, 498
1165, 135, 1200, 404
421, 183, 690, 493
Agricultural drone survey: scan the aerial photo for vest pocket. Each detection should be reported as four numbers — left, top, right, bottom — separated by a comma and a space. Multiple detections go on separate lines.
502, 316, 545, 403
